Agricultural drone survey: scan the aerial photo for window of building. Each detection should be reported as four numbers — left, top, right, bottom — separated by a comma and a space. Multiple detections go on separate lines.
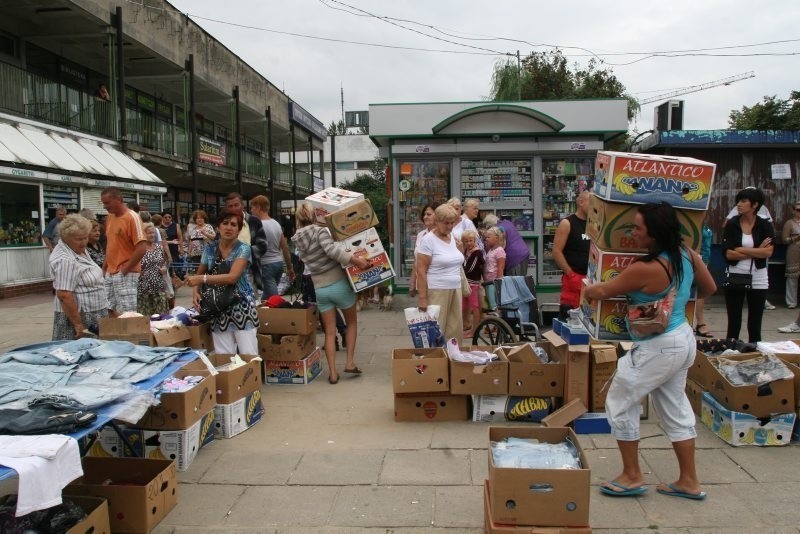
0, 181, 41, 247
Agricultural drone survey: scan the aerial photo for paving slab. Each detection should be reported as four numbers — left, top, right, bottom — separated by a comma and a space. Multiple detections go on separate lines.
724, 445, 800, 482
430, 421, 487, 449
589, 492, 651, 529
642, 448, 755, 484
584, 449, 659, 487
468, 449, 488, 485
160, 483, 246, 527
200, 449, 303, 485
730, 480, 800, 526
330, 485, 434, 527
432, 485, 483, 528
381, 449, 472, 485
288, 450, 385, 485
229, 485, 340, 527
637, 483, 762, 528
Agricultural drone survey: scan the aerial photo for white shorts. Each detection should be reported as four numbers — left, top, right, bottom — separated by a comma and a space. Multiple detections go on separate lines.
605, 322, 697, 442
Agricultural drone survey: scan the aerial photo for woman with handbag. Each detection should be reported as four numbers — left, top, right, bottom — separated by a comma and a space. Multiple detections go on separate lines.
291, 203, 371, 385
583, 202, 716, 501
721, 187, 775, 343
184, 210, 259, 355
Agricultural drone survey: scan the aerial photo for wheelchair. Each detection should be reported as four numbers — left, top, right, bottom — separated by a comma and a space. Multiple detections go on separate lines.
471, 275, 544, 346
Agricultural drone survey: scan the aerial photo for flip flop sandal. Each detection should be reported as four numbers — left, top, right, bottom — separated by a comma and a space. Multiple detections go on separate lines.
695, 324, 713, 338
343, 366, 362, 374
656, 483, 707, 500
599, 481, 647, 497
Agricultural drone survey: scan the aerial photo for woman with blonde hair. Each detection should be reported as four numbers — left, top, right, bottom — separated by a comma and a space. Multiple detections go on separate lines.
50, 214, 109, 339
292, 202, 370, 384
417, 204, 464, 342
137, 222, 169, 317
185, 209, 216, 273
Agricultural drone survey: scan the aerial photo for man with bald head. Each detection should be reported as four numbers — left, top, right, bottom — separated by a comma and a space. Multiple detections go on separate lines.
552, 190, 592, 320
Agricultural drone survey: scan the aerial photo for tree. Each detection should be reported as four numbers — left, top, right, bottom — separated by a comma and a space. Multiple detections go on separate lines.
340, 157, 388, 245
327, 120, 347, 135
728, 91, 800, 129
490, 49, 639, 120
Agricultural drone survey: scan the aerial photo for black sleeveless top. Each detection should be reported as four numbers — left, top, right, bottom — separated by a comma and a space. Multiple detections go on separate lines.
563, 214, 590, 275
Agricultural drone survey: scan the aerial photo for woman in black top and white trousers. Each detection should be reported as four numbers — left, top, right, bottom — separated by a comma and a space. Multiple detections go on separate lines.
721, 187, 775, 342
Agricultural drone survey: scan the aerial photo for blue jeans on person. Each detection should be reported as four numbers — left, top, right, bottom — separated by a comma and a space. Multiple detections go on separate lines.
260, 261, 285, 301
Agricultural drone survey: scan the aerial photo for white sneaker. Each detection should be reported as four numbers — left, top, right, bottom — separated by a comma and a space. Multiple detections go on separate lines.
777, 323, 800, 333
788, 304, 797, 309
764, 300, 776, 310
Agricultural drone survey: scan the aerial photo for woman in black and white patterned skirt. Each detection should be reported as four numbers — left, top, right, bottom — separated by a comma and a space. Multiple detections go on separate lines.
137, 223, 169, 317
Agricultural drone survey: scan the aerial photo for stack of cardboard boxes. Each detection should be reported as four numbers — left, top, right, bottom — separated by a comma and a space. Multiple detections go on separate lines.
258, 306, 322, 384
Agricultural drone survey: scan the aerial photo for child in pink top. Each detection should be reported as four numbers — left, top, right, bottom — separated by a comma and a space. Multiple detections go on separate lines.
483, 226, 506, 309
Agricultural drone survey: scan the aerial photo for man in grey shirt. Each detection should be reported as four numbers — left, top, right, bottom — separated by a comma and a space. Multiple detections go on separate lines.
43, 207, 67, 252
250, 195, 295, 300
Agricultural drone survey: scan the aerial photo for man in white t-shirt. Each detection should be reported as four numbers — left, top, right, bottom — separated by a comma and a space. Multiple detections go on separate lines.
250, 195, 294, 300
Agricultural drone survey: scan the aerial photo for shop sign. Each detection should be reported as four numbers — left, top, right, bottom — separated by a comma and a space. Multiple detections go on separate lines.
570, 142, 587, 150
198, 136, 227, 166
288, 102, 327, 141
415, 145, 430, 153
771, 163, 792, 180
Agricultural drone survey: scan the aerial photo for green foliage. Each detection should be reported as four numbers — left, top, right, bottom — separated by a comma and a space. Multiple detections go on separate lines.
490, 49, 639, 121
728, 91, 800, 129
327, 120, 347, 135
340, 157, 389, 245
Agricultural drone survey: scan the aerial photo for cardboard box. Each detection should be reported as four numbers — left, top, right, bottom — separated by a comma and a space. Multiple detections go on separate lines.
67, 457, 177, 534
151, 325, 191, 347
689, 352, 795, 418
135, 369, 217, 430
450, 350, 509, 395
573, 412, 612, 434
120, 410, 216, 471
775, 352, 800, 409
306, 186, 365, 225
685, 377, 705, 416
543, 331, 591, 408
488, 426, 590, 527
214, 389, 264, 438
593, 151, 716, 210
586, 242, 644, 286
473, 395, 552, 422
99, 316, 151, 346
62, 495, 112, 534
186, 353, 262, 404
257, 333, 316, 361
504, 342, 566, 397
325, 198, 379, 240
343, 235, 396, 293
589, 343, 620, 412
541, 398, 588, 428
394, 393, 470, 422
483, 480, 592, 534
392, 347, 450, 393
580, 291, 697, 341
586, 193, 706, 252
263, 346, 322, 384
186, 323, 213, 351
257, 306, 318, 335
700, 391, 795, 446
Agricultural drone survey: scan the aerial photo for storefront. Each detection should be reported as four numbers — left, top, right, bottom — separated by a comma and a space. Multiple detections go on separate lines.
368, 100, 628, 288
0, 115, 166, 290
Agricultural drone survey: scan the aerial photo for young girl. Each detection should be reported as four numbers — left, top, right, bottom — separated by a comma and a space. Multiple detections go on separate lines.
483, 226, 506, 310
461, 230, 484, 334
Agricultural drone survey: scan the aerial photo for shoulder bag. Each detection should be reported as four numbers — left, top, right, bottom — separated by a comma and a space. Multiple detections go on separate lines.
722, 259, 753, 290
626, 258, 676, 338
199, 244, 242, 317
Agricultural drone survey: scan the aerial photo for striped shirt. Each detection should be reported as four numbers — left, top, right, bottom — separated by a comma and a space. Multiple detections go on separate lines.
50, 241, 109, 313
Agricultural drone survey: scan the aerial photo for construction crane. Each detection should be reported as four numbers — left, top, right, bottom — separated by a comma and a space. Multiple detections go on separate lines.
638, 71, 756, 105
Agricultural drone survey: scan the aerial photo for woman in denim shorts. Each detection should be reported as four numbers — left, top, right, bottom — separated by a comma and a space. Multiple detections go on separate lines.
584, 202, 716, 501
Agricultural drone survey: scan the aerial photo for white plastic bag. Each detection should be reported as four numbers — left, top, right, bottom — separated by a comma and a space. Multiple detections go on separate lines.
404, 305, 444, 348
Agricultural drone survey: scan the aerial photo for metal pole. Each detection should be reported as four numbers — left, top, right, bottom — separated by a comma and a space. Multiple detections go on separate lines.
266, 106, 275, 217
330, 131, 336, 187
115, 7, 127, 148
290, 124, 297, 211
187, 54, 198, 208
234, 86, 242, 196
308, 135, 313, 192
319, 147, 324, 191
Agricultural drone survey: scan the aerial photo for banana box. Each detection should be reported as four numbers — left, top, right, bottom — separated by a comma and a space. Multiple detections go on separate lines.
263, 346, 322, 384
213, 389, 264, 438
340, 227, 396, 292
471, 395, 552, 423
593, 151, 716, 211
586, 242, 644, 285
580, 292, 696, 341
586, 193, 706, 252
700, 391, 794, 446
325, 198, 378, 241
118, 410, 216, 471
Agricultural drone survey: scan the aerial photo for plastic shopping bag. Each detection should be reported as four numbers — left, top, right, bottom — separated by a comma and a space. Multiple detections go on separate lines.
404, 305, 444, 348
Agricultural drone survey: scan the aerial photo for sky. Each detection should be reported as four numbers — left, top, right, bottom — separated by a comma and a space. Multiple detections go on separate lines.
167, 0, 799, 133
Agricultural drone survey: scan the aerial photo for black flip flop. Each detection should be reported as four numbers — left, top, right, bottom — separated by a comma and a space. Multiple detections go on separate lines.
343, 366, 362, 374
695, 324, 713, 338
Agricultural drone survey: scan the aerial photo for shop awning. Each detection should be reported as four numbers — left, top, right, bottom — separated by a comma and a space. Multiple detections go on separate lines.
0, 116, 166, 193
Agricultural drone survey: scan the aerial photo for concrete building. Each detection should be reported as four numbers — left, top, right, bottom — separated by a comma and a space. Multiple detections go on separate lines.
280, 134, 382, 187
0, 0, 325, 296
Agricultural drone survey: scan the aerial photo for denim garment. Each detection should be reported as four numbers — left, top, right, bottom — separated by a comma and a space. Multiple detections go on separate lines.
28, 382, 137, 409
0, 339, 101, 366
260, 261, 285, 300
69, 358, 132, 383
87, 341, 186, 364
0, 362, 77, 405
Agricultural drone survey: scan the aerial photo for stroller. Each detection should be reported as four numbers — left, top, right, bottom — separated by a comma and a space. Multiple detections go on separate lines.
472, 275, 544, 345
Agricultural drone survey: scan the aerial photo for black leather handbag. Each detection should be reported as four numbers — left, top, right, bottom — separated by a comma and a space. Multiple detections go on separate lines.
199, 247, 241, 316
722, 260, 753, 290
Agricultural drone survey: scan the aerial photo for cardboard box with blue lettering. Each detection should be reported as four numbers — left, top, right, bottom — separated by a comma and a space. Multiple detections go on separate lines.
257, 333, 316, 361
264, 346, 322, 384
700, 391, 795, 446
120, 410, 216, 471
593, 151, 716, 210
472, 395, 552, 423
214, 389, 264, 438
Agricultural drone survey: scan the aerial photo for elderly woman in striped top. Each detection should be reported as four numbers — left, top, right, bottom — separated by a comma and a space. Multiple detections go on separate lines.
50, 214, 110, 340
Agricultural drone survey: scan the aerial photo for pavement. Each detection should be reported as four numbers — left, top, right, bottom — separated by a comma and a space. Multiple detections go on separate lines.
2, 289, 800, 533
